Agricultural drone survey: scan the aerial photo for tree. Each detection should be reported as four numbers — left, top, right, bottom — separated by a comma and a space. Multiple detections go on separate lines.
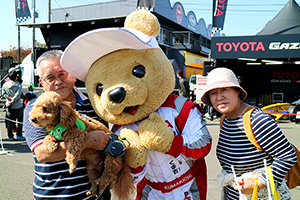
0, 46, 31, 63
36, 41, 47, 49
0, 41, 47, 63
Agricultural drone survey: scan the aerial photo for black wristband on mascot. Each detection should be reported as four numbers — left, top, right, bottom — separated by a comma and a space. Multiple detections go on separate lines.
97, 134, 127, 158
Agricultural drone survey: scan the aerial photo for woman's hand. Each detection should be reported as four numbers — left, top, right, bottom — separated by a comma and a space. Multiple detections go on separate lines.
233, 178, 266, 195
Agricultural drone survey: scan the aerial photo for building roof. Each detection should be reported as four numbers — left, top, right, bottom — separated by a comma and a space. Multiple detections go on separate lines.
19, 0, 213, 54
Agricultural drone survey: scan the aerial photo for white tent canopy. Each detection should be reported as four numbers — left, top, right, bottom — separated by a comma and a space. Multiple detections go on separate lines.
19, 53, 34, 87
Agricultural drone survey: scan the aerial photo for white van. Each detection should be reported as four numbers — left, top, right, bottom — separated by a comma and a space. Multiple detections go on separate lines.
189, 74, 197, 92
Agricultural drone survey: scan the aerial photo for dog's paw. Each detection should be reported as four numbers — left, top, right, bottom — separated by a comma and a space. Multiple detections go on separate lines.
46, 142, 58, 152
44, 135, 59, 152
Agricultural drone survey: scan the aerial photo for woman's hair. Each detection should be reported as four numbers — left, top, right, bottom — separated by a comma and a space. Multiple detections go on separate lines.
233, 87, 244, 100
36, 50, 63, 78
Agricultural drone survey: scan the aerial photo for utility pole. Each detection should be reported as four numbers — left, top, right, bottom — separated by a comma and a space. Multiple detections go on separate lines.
31, 0, 36, 68
48, 0, 51, 22
18, 25, 21, 64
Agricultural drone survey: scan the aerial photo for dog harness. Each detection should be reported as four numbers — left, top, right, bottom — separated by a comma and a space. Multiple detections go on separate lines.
49, 118, 86, 140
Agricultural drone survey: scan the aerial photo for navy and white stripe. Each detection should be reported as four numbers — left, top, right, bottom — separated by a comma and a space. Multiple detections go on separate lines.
24, 91, 108, 200
217, 108, 297, 200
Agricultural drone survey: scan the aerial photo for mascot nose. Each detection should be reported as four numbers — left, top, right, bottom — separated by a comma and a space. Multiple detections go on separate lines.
109, 87, 126, 103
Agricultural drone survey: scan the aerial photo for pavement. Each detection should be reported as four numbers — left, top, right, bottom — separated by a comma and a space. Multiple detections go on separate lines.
0, 110, 299, 200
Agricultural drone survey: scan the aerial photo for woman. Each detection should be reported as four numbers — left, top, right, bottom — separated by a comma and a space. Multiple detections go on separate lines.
201, 67, 297, 200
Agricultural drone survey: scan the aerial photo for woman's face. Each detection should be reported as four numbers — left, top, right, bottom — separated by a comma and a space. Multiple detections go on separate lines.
209, 87, 241, 115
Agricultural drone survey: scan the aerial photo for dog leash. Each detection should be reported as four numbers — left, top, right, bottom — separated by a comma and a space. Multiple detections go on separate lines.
95, 134, 130, 199
95, 152, 107, 200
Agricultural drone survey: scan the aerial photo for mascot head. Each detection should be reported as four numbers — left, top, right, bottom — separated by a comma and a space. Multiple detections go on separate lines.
61, 10, 175, 125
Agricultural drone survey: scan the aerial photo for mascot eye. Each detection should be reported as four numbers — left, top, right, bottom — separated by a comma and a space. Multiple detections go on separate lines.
132, 65, 145, 78
96, 83, 104, 96
43, 107, 48, 113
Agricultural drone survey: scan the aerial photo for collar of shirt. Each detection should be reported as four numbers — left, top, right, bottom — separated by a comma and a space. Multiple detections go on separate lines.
74, 87, 88, 105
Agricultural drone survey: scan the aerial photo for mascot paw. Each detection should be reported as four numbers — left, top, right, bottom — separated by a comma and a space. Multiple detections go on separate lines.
120, 128, 147, 168
138, 113, 174, 153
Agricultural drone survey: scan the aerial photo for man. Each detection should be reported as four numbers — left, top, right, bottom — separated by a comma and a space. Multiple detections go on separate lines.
24, 50, 113, 200
2, 68, 25, 141
176, 70, 190, 98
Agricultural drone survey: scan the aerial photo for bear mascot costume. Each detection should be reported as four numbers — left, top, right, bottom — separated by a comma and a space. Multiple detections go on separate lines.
61, 10, 212, 200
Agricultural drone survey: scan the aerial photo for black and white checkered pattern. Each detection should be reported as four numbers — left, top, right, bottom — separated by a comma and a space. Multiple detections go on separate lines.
212, 27, 222, 34
16, 16, 31, 24
15, 0, 31, 24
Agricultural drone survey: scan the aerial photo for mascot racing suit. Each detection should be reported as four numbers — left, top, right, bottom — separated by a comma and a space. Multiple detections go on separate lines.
115, 95, 212, 200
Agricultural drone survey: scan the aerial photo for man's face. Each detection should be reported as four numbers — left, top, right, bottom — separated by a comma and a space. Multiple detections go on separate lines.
39, 57, 76, 101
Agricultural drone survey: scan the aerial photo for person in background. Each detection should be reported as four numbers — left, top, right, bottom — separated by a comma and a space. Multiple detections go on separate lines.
176, 69, 190, 98
201, 67, 297, 200
23, 50, 118, 200
23, 83, 37, 106
237, 76, 242, 84
2, 68, 25, 141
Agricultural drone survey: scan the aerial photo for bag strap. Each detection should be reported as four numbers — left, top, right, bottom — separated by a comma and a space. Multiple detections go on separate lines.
220, 107, 263, 152
243, 107, 263, 152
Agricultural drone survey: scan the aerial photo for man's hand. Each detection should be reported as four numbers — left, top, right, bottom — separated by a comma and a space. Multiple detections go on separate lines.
84, 130, 110, 151
34, 141, 67, 162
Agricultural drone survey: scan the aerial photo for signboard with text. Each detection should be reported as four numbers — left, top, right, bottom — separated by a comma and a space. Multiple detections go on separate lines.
195, 75, 207, 103
270, 70, 300, 84
211, 34, 300, 59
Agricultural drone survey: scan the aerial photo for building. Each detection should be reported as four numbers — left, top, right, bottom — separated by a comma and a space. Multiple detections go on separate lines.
21, 0, 217, 86
211, 0, 300, 105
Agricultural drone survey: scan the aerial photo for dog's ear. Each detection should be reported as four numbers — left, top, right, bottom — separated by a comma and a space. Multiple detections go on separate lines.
59, 101, 77, 128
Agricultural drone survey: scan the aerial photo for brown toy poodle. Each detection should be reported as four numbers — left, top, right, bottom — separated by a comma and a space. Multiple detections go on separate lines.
29, 91, 134, 199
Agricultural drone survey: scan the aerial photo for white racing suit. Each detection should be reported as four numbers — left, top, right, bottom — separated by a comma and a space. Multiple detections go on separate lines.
115, 95, 212, 200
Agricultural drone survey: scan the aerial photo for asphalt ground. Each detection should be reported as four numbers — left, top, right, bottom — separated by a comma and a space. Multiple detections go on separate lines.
0, 110, 299, 200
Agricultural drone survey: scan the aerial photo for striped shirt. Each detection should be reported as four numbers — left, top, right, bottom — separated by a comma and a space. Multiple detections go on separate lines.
216, 108, 297, 200
24, 89, 109, 200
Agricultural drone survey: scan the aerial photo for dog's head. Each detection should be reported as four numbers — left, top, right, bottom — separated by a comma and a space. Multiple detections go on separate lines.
29, 91, 76, 130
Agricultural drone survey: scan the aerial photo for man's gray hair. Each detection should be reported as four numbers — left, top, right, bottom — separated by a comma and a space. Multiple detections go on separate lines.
36, 50, 63, 78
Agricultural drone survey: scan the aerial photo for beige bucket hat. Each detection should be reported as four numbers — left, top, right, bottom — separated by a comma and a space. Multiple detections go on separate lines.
201, 67, 247, 106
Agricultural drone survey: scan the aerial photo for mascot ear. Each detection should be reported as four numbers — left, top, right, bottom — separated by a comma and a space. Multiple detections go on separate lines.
59, 101, 77, 128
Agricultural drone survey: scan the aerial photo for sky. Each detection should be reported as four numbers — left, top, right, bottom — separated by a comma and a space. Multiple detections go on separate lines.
0, 0, 297, 52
